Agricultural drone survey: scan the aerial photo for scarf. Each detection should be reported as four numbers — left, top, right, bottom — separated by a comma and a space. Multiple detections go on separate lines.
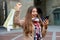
32, 17, 42, 40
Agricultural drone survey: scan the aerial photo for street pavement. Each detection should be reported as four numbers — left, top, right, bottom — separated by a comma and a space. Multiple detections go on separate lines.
0, 25, 60, 40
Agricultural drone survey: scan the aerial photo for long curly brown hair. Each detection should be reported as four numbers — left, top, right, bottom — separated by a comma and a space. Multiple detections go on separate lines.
23, 6, 42, 36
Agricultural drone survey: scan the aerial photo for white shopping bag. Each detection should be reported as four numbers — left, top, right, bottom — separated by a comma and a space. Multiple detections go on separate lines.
3, 9, 15, 31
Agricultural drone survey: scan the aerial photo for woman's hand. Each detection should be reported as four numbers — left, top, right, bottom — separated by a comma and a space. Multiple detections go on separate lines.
14, 2, 22, 11
43, 19, 49, 26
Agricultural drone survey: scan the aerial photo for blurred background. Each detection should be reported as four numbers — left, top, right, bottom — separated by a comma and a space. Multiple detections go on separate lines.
0, 0, 60, 26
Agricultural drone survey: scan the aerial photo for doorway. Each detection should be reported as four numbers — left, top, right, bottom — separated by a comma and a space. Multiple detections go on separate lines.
34, 0, 43, 16
0, 0, 7, 26
53, 8, 60, 25
34, 0, 46, 17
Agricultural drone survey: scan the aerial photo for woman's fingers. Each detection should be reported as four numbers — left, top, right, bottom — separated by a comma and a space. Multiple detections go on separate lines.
16, 3, 22, 8
15, 2, 22, 11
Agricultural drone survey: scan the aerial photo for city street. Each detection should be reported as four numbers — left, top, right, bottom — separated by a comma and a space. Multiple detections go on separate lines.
0, 25, 60, 40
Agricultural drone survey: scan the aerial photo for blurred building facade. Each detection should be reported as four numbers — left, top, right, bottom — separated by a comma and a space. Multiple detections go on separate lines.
0, 0, 60, 26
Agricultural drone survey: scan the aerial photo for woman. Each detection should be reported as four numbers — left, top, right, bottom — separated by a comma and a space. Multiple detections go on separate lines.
13, 3, 46, 40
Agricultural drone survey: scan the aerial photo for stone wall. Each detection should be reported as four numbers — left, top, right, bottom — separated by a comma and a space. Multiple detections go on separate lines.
6, 0, 33, 19
46, 0, 60, 25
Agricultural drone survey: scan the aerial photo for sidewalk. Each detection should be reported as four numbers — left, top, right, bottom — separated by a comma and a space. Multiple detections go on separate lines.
0, 25, 60, 40
48, 25, 60, 32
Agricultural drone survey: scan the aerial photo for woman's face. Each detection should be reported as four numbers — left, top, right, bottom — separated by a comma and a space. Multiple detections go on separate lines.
32, 8, 38, 18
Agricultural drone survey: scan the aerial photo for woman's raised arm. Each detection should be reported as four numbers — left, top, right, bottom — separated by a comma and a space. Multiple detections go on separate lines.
13, 3, 24, 26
